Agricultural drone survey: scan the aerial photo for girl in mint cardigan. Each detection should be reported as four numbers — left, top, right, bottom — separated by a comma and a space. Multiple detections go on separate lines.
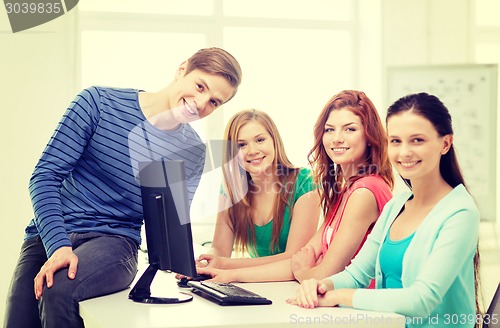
288, 93, 481, 328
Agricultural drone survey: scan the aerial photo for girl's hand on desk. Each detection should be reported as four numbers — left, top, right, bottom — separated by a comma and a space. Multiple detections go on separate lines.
286, 278, 334, 308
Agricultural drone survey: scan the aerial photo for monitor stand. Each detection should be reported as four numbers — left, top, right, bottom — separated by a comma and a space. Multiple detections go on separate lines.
128, 264, 193, 304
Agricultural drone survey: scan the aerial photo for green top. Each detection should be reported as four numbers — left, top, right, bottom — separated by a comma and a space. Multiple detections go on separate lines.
250, 168, 315, 257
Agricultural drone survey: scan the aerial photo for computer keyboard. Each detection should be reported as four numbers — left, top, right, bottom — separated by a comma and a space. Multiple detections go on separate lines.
187, 281, 272, 306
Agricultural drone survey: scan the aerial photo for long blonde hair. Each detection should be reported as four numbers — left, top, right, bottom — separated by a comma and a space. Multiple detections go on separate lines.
222, 109, 298, 256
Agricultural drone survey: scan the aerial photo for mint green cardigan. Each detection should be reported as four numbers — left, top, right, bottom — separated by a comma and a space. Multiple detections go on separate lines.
330, 184, 480, 328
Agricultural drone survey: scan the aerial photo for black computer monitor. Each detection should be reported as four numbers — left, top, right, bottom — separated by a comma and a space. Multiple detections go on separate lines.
128, 160, 197, 304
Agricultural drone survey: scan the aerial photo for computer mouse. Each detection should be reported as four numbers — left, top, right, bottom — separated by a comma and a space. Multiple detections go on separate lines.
177, 274, 212, 288
177, 277, 191, 288
192, 274, 212, 281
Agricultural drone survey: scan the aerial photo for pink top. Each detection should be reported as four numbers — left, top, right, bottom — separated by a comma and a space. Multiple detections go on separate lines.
320, 175, 392, 259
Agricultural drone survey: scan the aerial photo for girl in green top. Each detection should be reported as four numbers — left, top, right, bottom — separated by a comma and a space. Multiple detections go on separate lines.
198, 109, 321, 268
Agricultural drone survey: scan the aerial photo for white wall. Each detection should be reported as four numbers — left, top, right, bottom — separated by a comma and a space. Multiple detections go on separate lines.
381, 0, 500, 305
0, 9, 77, 324
381, 0, 475, 195
381, 0, 500, 226
382, 0, 472, 67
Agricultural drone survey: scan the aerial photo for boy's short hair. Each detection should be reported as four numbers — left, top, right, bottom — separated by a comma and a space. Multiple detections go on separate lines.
185, 47, 242, 98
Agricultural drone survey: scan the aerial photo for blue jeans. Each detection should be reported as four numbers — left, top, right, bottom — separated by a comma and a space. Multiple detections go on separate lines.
4, 232, 138, 328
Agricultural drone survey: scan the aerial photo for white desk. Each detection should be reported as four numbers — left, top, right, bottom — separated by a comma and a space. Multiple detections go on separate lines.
80, 267, 405, 328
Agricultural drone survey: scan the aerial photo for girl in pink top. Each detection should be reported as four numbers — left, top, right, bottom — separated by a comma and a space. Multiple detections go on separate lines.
320, 176, 392, 261
290, 90, 393, 283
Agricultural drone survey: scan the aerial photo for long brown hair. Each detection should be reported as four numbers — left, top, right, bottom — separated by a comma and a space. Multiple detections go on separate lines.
308, 90, 394, 218
222, 109, 299, 256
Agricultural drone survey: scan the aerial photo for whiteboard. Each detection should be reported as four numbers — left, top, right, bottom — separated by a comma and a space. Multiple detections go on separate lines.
387, 64, 498, 222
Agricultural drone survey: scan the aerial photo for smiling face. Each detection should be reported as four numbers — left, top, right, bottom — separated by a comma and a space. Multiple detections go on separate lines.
322, 108, 368, 176
236, 120, 275, 177
168, 67, 235, 124
387, 111, 452, 182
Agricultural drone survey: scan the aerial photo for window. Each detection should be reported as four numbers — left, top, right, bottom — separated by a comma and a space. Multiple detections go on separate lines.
223, 0, 351, 21
475, 0, 500, 27
78, 1, 375, 228
78, 0, 213, 16
81, 31, 206, 91
474, 0, 500, 63
223, 27, 352, 166
475, 0, 500, 223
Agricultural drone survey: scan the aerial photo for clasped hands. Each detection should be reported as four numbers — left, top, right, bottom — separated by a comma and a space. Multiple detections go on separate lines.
287, 278, 355, 309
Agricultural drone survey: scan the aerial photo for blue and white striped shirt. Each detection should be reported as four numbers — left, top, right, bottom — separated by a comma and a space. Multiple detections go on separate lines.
26, 86, 206, 257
